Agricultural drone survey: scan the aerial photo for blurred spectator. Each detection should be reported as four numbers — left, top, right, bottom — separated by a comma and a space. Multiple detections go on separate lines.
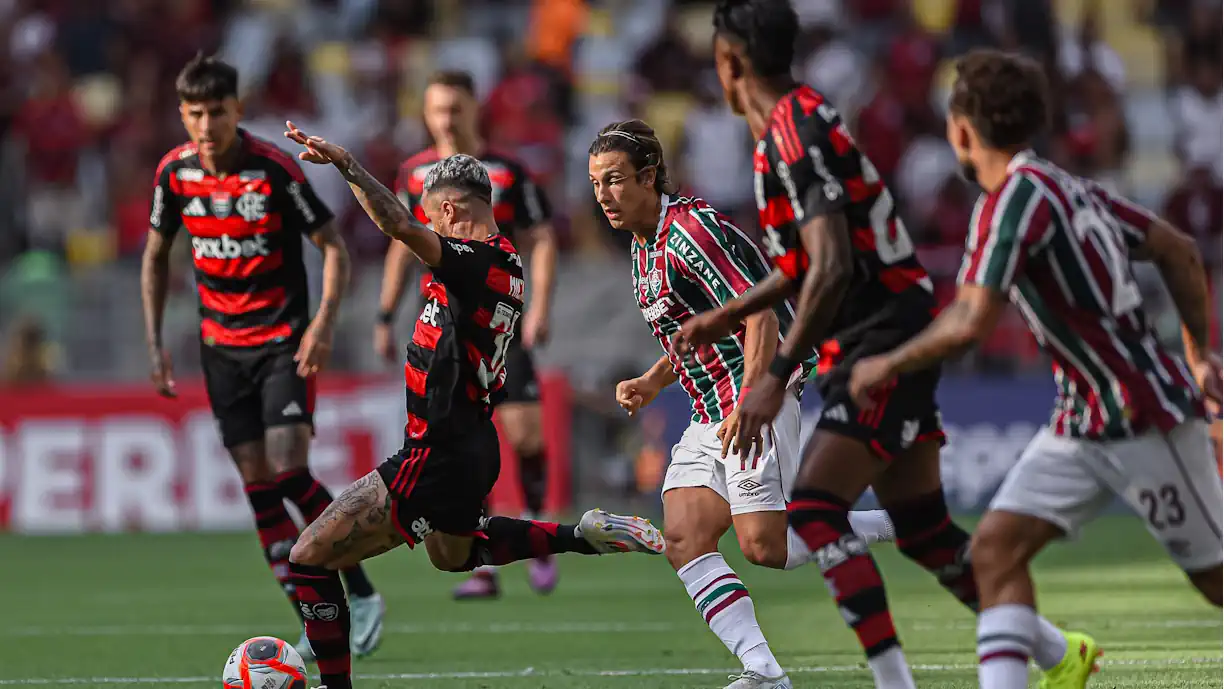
1061, 69, 1131, 189
1162, 165, 1223, 264
799, 16, 868, 115
527, 0, 587, 77
484, 41, 567, 186
885, 4, 940, 112
677, 73, 753, 218
854, 60, 907, 182
1, 316, 55, 386
12, 51, 88, 250
633, 7, 700, 95
1170, 33, 1223, 180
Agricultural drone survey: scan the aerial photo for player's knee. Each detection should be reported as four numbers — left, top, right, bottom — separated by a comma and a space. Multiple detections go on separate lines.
663, 529, 719, 571
968, 515, 1033, 587
736, 532, 787, 569
1188, 566, 1223, 607
425, 534, 477, 572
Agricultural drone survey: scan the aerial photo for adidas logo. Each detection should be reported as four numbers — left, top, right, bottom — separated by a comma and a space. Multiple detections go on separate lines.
183, 197, 207, 216
281, 401, 303, 417
822, 404, 848, 423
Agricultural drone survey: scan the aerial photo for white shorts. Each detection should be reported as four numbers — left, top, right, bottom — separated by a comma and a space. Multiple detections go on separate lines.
662, 389, 801, 515
990, 420, 1223, 572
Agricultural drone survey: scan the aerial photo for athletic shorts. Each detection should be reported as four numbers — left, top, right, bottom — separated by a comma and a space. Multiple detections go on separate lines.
498, 340, 540, 405
812, 338, 945, 460
662, 386, 802, 515
991, 420, 1223, 572
200, 342, 315, 448
376, 418, 502, 547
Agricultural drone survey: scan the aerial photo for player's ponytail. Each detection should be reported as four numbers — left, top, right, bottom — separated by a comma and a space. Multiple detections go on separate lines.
588, 120, 676, 195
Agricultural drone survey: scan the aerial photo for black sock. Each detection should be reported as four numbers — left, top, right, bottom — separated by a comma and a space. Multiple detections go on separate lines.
279, 469, 377, 599
289, 562, 351, 689
244, 482, 303, 622
518, 451, 547, 517
789, 489, 901, 658
463, 517, 596, 570
888, 490, 978, 611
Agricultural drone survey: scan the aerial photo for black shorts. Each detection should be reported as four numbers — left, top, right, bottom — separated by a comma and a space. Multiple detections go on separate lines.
376, 418, 502, 547
200, 342, 315, 448
499, 340, 540, 405
812, 337, 946, 461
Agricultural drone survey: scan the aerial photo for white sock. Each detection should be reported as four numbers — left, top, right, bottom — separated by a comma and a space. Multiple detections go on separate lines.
849, 509, 896, 545
1032, 616, 1068, 670
472, 565, 497, 576
678, 552, 784, 677
867, 645, 917, 689
784, 527, 811, 570
977, 604, 1037, 689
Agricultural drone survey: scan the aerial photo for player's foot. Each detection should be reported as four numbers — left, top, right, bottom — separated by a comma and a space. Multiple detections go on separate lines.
528, 556, 559, 594
1038, 631, 1102, 689
453, 569, 500, 600
349, 592, 385, 657
295, 628, 315, 663
577, 509, 665, 554
724, 670, 792, 688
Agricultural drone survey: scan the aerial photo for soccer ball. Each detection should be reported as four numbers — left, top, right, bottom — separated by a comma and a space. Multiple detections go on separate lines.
222, 636, 308, 689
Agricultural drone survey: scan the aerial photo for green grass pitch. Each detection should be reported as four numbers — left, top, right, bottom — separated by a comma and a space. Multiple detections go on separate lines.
3, 516, 1220, 688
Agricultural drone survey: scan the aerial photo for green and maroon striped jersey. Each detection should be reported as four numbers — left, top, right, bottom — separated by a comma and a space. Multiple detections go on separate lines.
958, 151, 1203, 439
632, 195, 801, 423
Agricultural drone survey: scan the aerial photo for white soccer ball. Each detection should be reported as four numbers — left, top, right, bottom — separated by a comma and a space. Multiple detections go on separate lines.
222, 636, 308, 689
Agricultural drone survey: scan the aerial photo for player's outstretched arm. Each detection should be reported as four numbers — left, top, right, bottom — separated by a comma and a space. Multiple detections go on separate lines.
848, 284, 1007, 408
1138, 220, 1214, 365
674, 270, 794, 353
283, 121, 442, 266
773, 213, 852, 365
520, 221, 558, 348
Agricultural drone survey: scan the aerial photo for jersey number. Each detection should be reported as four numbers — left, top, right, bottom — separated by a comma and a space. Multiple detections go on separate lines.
485, 303, 521, 388
859, 154, 915, 266
1071, 199, 1142, 317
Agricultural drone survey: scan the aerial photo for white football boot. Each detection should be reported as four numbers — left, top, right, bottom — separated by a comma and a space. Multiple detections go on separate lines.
576, 509, 665, 554
724, 670, 793, 688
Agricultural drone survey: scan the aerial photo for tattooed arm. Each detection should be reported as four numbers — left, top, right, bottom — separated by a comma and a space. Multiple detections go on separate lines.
284, 122, 443, 266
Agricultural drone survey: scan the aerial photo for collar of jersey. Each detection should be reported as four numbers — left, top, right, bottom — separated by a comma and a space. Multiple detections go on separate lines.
653, 193, 672, 240
1006, 148, 1038, 175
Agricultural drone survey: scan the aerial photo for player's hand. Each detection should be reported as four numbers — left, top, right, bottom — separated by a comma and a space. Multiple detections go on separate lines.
672, 309, 735, 357
284, 121, 351, 167
849, 355, 896, 410
616, 376, 662, 417
717, 407, 746, 459
1191, 352, 1223, 417
734, 377, 783, 459
373, 322, 397, 365
295, 320, 333, 377
521, 307, 550, 349
149, 347, 177, 398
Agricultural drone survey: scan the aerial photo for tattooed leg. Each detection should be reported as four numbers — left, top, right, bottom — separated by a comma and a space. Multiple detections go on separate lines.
289, 471, 404, 570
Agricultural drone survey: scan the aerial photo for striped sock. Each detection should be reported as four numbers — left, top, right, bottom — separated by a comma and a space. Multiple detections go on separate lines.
679, 553, 783, 678
978, 604, 1037, 689
243, 482, 302, 620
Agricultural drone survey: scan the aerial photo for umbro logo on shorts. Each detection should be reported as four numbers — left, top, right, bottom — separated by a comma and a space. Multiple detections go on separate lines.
737, 478, 763, 493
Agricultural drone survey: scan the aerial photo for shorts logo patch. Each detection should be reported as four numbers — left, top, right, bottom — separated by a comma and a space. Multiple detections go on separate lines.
736, 478, 763, 492
822, 404, 848, 423
410, 517, 433, 542
281, 401, 303, 417
901, 419, 919, 448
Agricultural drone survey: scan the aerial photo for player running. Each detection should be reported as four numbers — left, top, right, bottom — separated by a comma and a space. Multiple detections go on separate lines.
378, 71, 560, 599
848, 49, 1224, 689
141, 54, 384, 661
591, 119, 895, 689
279, 125, 663, 689
674, 3, 1091, 688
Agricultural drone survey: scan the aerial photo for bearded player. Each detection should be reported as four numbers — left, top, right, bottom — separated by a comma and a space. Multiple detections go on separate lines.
849, 50, 1223, 689
141, 54, 384, 661
592, 119, 896, 689
674, 3, 1092, 688
378, 71, 560, 599
279, 124, 664, 689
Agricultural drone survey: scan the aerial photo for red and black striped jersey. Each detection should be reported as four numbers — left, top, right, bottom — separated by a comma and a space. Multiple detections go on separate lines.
404, 233, 525, 441
150, 130, 333, 349
754, 84, 936, 363
959, 152, 1203, 439
394, 147, 551, 237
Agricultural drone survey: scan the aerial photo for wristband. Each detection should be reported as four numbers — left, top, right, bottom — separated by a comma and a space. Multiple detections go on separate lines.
768, 354, 798, 380
738, 387, 752, 404
376, 310, 394, 325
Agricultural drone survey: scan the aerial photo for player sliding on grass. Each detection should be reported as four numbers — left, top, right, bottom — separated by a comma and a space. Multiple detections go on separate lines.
675, 3, 1096, 688
590, 119, 895, 689
848, 49, 1224, 689
279, 125, 664, 689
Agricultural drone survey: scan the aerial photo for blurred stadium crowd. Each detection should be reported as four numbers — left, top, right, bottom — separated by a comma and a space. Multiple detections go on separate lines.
0, 0, 1220, 389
